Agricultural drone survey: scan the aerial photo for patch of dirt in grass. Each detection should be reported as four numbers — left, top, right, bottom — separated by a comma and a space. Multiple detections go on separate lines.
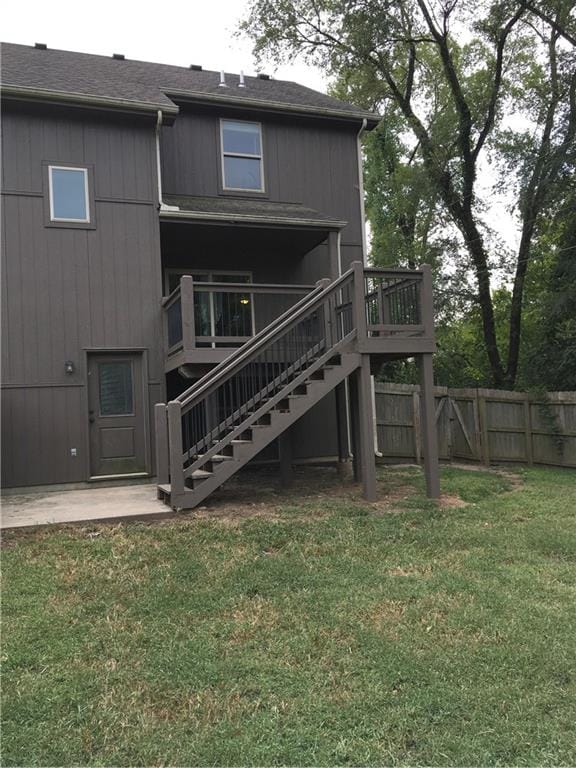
450, 462, 525, 489
439, 493, 468, 508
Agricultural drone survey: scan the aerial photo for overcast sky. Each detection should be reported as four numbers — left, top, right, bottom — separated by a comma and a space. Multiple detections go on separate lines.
1, 0, 328, 91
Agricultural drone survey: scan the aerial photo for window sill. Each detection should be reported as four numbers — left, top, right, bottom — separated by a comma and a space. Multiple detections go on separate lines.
218, 188, 269, 199
45, 219, 97, 230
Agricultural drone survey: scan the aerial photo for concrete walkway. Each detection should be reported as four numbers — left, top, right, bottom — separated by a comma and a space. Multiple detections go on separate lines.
1, 483, 172, 529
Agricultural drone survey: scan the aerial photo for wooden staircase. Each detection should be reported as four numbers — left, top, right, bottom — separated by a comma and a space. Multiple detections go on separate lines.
158, 348, 360, 509
155, 261, 440, 509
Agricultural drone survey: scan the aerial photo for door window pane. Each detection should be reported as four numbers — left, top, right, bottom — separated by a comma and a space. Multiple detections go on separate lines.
213, 291, 252, 338
50, 167, 89, 221
99, 362, 133, 416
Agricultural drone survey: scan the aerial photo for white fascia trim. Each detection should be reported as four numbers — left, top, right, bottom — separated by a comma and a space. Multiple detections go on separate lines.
159, 208, 347, 229
1, 84, 179, 115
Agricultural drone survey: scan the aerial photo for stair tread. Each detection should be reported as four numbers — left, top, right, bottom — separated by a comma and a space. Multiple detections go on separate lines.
192, 469, 212, 479
200, 453, 233, 461
158, 483, 171, 493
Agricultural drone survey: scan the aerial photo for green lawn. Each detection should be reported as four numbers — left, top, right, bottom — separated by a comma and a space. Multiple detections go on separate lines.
2, 465, 575, 766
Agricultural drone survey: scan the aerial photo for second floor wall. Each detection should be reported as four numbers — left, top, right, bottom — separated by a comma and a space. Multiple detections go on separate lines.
160, 105, 365, 249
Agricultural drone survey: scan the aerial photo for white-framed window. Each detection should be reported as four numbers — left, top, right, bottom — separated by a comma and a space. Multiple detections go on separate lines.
220, 120, 264, 192
48, 166, 90, 222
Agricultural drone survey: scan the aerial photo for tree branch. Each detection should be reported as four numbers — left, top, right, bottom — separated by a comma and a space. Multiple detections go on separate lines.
517, 0, 576, 46
472, 6, 526, 162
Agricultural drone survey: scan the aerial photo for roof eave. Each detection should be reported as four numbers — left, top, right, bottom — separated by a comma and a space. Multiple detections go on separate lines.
164, 88, 380, 126
159, 208, 347, 229
0, 84, 180, 119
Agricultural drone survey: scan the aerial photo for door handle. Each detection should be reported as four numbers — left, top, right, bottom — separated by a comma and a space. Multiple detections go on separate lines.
89, 416, 95, 423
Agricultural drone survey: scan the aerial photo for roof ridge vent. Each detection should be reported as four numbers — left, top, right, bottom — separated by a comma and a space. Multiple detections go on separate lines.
238, 71, 246, 88
189, 64, 202, 71
112, 53, 125, 60
34, 42, 47, 50
219, 70, 228, 88
257, 73, 271, 80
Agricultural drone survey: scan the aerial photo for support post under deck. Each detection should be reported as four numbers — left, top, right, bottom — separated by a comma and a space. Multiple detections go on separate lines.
348, 372, 360, 482
417, 354, 440, 498
335, 381, 349, 471
278, 429, 294, 487
355, 356, 378, 502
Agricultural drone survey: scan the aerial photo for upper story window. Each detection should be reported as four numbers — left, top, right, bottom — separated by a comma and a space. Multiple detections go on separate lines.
48, 166, 90, 222
221, 120, 264, 192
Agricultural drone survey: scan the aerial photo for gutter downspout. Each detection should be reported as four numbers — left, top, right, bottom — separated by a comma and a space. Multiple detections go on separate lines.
155, 110, 163, 206
155, 109, 180, 212
356, 118, 368, 264
356, 117, 382, 458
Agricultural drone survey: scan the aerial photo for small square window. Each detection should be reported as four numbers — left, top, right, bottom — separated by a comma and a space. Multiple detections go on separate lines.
221, 120, 264, 192
49, 166, 90, 222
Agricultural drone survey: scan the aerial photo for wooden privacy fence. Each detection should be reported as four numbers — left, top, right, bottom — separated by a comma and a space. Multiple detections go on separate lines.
374, 383, 576, 468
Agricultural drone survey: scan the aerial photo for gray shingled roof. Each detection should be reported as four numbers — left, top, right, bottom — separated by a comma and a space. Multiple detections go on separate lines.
0, 43, 379, 124
161, 195, 346, 228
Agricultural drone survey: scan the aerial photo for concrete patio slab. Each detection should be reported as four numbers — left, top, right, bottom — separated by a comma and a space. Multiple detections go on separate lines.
1, 483, 172, 529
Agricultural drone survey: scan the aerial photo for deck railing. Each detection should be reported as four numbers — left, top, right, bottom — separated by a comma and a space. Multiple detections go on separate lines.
162, 266, 432, 363
162, 277, 316, 360
363, 268, 429, 337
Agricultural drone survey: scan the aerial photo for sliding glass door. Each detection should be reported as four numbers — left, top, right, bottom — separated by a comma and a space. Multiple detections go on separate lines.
166, 271, 254, 347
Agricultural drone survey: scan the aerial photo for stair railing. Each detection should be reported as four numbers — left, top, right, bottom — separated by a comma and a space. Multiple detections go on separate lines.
164, 267, 358, 493
158, 262, 430, 497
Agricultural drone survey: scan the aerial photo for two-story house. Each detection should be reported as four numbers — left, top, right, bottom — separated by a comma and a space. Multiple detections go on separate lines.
1, 43, 439, 507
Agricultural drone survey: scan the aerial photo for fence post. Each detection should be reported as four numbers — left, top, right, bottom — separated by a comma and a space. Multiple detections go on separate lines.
167, 401, 185, 498
154, 403, 169, 486
478, 393, 490, 466
180, 275, 195, 356
524, 394, 534, 466
413, 390, 422, 464
446, 392, 454, 462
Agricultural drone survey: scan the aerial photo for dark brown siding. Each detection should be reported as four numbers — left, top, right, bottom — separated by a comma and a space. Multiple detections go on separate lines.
2, 102, 367, 487
160, 109, 365, 271
1, 105, 163, 487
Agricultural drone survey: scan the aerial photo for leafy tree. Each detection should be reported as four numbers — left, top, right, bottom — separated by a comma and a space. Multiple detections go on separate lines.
523, 194, 576, 389
241, 0, 576, 388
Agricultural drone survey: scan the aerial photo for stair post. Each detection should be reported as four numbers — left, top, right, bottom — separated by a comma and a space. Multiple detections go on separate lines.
154, 403, 169, 486
180, 275, 196, 357
352, 261, 367, 342
167, 401, 185, 500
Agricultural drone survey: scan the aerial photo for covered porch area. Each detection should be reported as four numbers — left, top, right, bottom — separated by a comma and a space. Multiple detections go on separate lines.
159, 196, 345, 374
